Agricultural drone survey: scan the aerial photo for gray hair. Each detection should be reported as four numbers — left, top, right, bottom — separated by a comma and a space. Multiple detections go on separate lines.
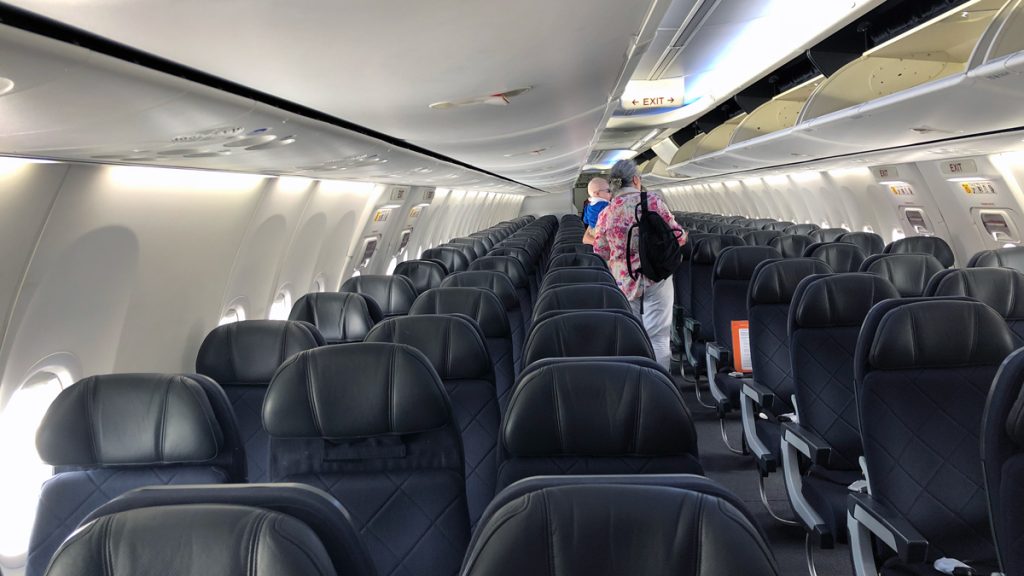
609, 159, 640, 193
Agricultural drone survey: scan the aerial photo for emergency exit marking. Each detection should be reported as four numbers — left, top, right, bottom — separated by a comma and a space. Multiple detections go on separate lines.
410, 206, 423, 219
373, 209, 391, 222
390, 188, 407, 201
890, 185, 914, 196
962, 181, 997, 195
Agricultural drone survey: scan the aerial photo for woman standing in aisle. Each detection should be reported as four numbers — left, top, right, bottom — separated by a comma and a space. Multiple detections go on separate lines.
593, 159, 686, 369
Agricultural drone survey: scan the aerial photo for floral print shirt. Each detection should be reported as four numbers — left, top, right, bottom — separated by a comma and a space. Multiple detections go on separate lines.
593, 188, 687, 301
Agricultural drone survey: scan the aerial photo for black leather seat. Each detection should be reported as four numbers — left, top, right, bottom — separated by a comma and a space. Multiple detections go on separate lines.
28, 374, 245, 576
805, 242, 867, 273
770, 233, 815, 259
549, 243, 593, 257
468, 233, 495, 252
532, 284, 631, 324
860, 253, 944, 297
538, 267, 616, 294
46, 484, 376, 576
742, 229, 783, 247
848, 299, 1013, 576
489, 246, 539, 299
983, 347, 1024, 576
927, 267, 1024, 343
496, 358, 701, 491
784, 223, 820, 236
340, 274, 418, 318
683, 235, 746, 381
365, 315, 498, 526
765, 220, 795, 232
969, 245, 1024, 272
440, 271, 523, 371
441, 243, 478, 266
422, 246, 471, 273
196, 320, 324, 482
288, 293, 377, 343
546, 252, 607, 271
462, 475, 780, 576
522, 311, 654, 368
409, 287, 515, 412
394, 259, 448, 294
449, 237, 488, 259
470, 256, 534, 333
704, 246, 780, 413
264, 343, 470, 576
782, 273, 899, 550
673, 232, 710, 375
809, 228, 848, 243
883, 235, 955, 267
739, 258, 832, 477
838, 231, 885, 255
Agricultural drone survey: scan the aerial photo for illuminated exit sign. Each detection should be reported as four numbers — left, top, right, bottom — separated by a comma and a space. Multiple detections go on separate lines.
620, 78, 685, 111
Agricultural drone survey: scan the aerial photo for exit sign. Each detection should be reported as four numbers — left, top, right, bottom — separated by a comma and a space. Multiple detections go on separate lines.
620, 78, 685, 111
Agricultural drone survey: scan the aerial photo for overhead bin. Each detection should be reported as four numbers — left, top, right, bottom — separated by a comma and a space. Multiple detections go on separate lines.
694, 114, 746, 157
731, 80, 821, 144
668, 0, 1024, 180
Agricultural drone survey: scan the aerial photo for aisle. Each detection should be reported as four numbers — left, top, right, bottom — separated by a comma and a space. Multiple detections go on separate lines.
673, 371, 855, 575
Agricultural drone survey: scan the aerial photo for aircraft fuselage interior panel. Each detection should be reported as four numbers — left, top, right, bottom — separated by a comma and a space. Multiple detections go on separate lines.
4, 0, 1024, 575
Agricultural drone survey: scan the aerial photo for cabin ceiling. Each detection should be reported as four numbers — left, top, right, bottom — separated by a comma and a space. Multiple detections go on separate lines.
2, 0, 884, 192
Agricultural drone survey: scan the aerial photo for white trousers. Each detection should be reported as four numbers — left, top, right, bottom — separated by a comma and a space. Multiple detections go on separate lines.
629, 277, 674, 370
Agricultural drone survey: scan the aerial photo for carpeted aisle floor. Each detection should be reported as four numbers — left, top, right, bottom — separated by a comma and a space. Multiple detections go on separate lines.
673, 371, 855, 575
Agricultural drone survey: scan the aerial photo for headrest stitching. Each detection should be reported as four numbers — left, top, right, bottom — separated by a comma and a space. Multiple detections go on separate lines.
631, 366, 642, 454
970, 304, 980, 361
278, 324, 289, 366
552, 368, 565, 451
305, 354, 323, 437
227, 323, 238, 381
444, 320, 453, 378
86, 377, 99, 463
388, 347, 398, 433
158, 377, 170, 462
909, 311, 918, 366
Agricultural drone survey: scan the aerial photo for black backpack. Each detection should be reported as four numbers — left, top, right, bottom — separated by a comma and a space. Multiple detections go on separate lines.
626, 190, 684, 282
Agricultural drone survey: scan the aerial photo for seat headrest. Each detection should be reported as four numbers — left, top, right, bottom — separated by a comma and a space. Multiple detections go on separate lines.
861, 253, 945, 297
784, 223, 820, 236
287, 294, 373, 345
264, 342, 451, 439
741, 230, 782, 247
421, 246, 471, 273
365, 315, 492, 381
865, 300, 1015, 370
547, 253, 607, 271
680, 232, 712, 259
523, 311, 654, 366
769, 234, 815, 259
691, 235, 747, 265
805, 242, 867, 273
1009, 378, 1024, 446
532, 285, 631, 319
749, 258, 833, 304
838, 232, 885, 256
76, 484, 375, 576
440, 271, 519, 311
339, 274, 418, 317
488, 247, 534, 272
792, 273, 899, 328
409, 287, 510, 338
502, 360, 696, 457
927, 268, 1024, 320
810, 228, 848, 243
463, 477, 778, 576
197, 320, 325, 384
450, 237, 488, 259
541, 268, 616, 291
884, 236, 955, 268
712, 246, 781, 281
550, 243, 594, 257
37, 374, 223, 467
469, 256, 529, 287
393, 259, 447, 294
968, 245, 1024, 272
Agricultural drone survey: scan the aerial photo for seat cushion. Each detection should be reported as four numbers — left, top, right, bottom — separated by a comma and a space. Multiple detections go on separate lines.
801, 467, 861, 544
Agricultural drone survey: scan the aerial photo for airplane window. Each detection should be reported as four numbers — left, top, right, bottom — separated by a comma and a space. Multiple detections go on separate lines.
386, 257, 398, 275
311, 275, 326, 293
820, 220, 830, 228
892, 227, 907, 242
863, 225, 875, 233
0, 370, 70, 560
350, 270, 362, 278
268, 288, 292, 320
218, 305, 245, 326
840, 223, 851, 231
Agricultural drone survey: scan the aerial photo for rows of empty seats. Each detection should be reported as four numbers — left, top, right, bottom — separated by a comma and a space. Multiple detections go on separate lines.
673, 210, 1024, 576
28, 213, 788, 576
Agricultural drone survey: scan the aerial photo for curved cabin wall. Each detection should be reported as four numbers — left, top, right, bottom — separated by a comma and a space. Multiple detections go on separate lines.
0, 160, 521, 403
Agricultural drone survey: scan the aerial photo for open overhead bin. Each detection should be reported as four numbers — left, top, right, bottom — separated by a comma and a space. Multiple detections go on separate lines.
668, 0, 1024, 181
731, 79, 822, 144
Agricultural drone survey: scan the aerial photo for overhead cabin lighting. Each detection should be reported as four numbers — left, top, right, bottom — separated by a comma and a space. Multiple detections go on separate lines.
864, 0, 985, 57
879, 180, 909, 186
631, 130, 662, 151
946, 176, 988, 183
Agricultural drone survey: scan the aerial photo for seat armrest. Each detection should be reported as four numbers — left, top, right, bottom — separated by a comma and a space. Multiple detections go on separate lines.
741, 379, 775, 411
706, 341, 729, 363
847, 492, 929, 564
683, 317, 701, 340
782, 423, 832, 466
